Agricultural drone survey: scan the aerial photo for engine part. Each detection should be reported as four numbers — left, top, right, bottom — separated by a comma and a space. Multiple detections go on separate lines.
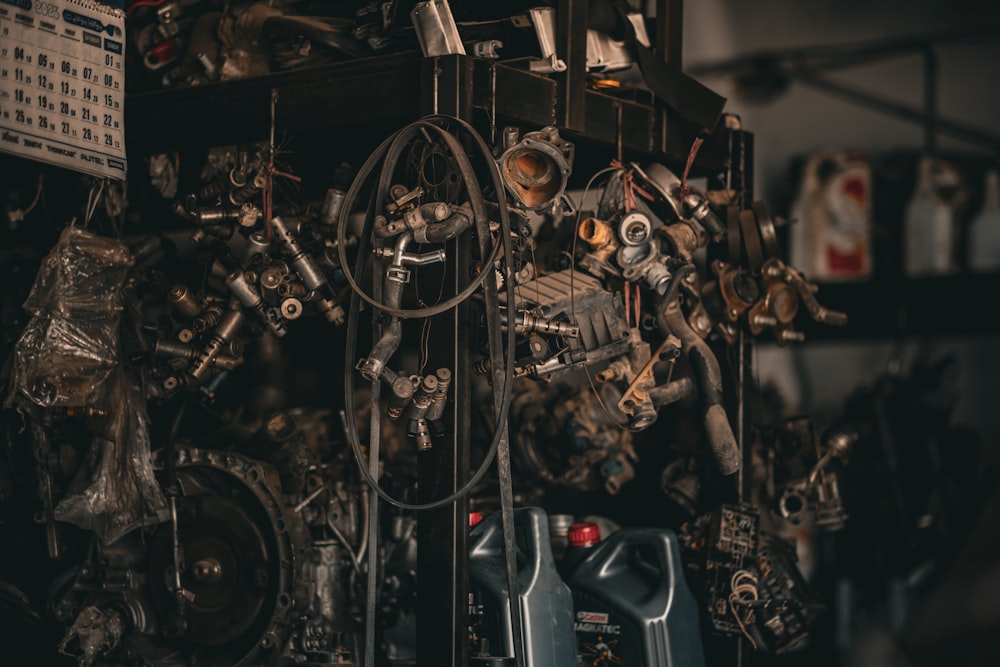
525, 7, 567, 73
167, 284, 205, 321
495, 269, 631, 382
616, 334, 682, 430
153, 338, 243, 371
53, 447, 313, 667
424, 368, 452, 423
189, 304, 245, 381
410, 0, 466, 57
58, 606, 125, 667
633, 162, 726, 242
616, 240, 672, 294
387, 375, 415, 421
226, 269, 288, 338
509, 380, 637, 495
271, 216, 344, 325
679, 504, 760, 636
768, 423, 855, 532
661, 456, 702, 515
750, 257, 847, 344
577, 216, 620, 278
656, 295, 740, 476
498, 126, 574, 211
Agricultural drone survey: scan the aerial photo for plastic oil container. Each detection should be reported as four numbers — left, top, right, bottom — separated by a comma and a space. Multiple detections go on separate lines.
559, 522, 705, 667
468, 507, 579, 667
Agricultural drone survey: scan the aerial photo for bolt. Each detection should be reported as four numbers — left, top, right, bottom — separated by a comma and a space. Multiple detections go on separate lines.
780, 330, 805, 344
752, 314, 777, 329
192, 558, 222, 583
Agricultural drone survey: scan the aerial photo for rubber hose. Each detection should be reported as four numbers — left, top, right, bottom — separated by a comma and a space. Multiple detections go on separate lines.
657, 295, 741, 475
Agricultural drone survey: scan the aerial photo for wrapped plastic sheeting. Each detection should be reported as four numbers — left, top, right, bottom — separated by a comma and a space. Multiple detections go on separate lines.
9, 226, 133, 408
54, 371, 169, 544
7, 225, 167, 544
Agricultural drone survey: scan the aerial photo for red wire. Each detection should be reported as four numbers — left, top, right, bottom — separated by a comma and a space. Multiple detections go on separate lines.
262, 171, 273, 241
126, 0, 169, 17
633, 283, 641, 325
679, 137, 704, 198
624, 280, 631, 326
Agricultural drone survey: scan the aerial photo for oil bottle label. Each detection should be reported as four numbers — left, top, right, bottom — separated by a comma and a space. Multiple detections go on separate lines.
576, 611, 621, 635
575, 609, 626, 664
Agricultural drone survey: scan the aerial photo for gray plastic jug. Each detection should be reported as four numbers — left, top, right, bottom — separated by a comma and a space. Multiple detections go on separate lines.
560, 524, 706, 667
468, 507, 579, 667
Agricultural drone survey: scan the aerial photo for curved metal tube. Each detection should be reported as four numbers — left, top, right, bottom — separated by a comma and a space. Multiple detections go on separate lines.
358, 234, 412, 382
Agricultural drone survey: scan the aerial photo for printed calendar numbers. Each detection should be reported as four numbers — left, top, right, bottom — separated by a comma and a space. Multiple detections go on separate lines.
0, 0, 126, 179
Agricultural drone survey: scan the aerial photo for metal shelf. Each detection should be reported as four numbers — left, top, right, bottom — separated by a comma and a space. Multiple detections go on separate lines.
124, 51, 425, 152
796, 272, 1000, 341
125, 49, 738, 181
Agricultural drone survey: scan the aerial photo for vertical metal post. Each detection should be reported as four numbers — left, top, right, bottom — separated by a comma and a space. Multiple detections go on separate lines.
654, 0, 683, 155
415, 56, 473, 667
556, 0, 588, 133
365, 262, 383, 667
655, 0, 684, 67
415, 237, 470, 667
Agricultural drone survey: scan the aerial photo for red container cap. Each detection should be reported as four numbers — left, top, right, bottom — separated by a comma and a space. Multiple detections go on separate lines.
469, 511, 485, 528
568, 522, 601, 547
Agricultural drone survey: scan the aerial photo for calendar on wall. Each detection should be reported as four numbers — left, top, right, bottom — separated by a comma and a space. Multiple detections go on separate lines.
0, 0, 126, 180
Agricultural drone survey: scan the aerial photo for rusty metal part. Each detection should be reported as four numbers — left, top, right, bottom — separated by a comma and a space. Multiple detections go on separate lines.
752, 200, 780, 259
727, 205, 742, 264
617, 335, 682, 430
502, 310, 579, 337
193, 303, 224, 333
147, 447, 309, 665
167, 284, 205, 320
405, 374, 438, 423
226, 269, 287, 338
153, 338, 243, 371
425, 368, 452, 422
709, 259, 760, 325
657, 298, 740, 475
739, 208, 766, 270
387, 375, 414, 421
749, 258, 847, 344
190, 307, 245, 381
578, 216, 619, 270
278, 298, 302, 320
657, 220, 705, 262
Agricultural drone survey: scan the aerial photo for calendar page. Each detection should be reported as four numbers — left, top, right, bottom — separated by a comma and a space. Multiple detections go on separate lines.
0, 0, 126, 180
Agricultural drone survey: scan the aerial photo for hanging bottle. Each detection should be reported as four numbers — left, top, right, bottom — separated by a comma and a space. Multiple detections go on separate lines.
967, 168, 1000, 273
904, 157, 956, 277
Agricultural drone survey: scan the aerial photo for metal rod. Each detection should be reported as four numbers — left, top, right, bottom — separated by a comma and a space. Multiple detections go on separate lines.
795, 73, 1000, 152
364, 258, 384, 667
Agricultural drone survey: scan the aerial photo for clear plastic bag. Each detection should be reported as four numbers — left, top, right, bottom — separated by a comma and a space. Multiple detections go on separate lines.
7, 225, 167, 544
9, 226, 132, 408
53, 370, 168, 544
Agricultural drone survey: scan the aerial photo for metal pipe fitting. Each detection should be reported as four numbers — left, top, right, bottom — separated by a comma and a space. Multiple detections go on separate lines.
425, 368, 452, 422
387, 376, 415, 421
190, 308, 245, 381
167, 284, 204, 320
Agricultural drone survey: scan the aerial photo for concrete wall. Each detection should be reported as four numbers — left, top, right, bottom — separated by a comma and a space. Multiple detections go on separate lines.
679, 0, 1000, 443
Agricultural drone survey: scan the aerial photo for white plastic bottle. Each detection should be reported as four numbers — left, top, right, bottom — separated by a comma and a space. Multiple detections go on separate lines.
904, 157, 956, 277
967, 169, 1000, 273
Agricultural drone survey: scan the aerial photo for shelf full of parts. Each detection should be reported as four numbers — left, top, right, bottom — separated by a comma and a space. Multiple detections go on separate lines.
0, 2, 854, 667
